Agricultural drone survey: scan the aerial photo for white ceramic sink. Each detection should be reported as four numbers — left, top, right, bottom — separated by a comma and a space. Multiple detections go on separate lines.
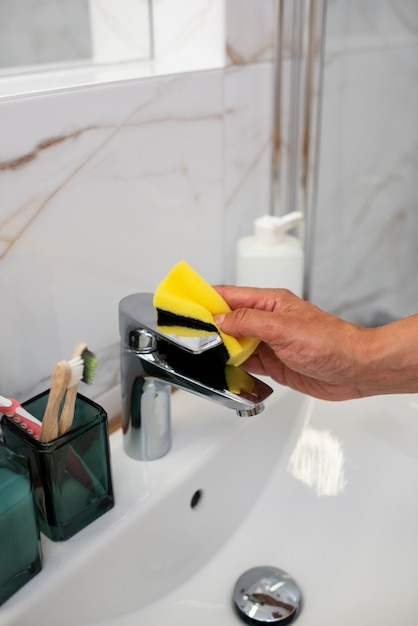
2, 383, 418, 625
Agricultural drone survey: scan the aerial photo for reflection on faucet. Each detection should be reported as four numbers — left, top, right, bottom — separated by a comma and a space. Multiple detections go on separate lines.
119, 293, 273, 461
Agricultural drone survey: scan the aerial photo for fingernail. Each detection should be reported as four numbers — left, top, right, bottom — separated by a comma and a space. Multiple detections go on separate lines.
214, 314, 225, 325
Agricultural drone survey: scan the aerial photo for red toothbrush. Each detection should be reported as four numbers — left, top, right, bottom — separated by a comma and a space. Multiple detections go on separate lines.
0, 395, 42, 438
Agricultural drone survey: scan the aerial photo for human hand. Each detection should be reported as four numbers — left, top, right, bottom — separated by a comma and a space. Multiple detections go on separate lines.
213, 286, 369, 401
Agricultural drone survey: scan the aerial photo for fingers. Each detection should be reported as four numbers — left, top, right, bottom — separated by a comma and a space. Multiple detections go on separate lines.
214, 309, 286, 348
214, 285, 302, 341
214, 285, 287, 312
215, 307, 284, 344
242, 344, 286, 380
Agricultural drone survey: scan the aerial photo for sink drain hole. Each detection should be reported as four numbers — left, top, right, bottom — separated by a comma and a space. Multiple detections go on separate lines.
190, 489, 203, 509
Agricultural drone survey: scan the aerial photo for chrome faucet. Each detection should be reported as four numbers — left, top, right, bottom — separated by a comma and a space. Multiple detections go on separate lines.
119, 293, 273, 460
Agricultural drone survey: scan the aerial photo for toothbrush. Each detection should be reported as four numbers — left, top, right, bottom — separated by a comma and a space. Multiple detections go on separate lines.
40, 358, 84, 443
0, 395, 42, 438
58, 342, 97, 436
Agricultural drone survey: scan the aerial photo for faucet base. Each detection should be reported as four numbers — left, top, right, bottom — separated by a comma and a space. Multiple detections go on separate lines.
123, 378, 172, 461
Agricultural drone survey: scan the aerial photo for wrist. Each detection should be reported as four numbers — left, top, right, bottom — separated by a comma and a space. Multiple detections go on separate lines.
355, 317, 418, 396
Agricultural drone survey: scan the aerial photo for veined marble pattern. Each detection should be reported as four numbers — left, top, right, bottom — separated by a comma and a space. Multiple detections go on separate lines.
153, 0, 224, 72
226, 0, 276, 65
313, 9, 418, 323
89, 0, 152, 63
326, 0, 418, 52
0, 71, 224, 410
0, 0, 417, 418
225, 0, 418, 321
223, 62, 273, 284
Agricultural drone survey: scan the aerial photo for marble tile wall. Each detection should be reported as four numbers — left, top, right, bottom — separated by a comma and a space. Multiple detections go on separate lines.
313, 0, 418, 324
0, 0, 417, 417
0, 71, 225, 414
225, 0, 418, 325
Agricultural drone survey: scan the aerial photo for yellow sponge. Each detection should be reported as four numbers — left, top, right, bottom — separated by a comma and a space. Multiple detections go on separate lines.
153, 260, 259, 367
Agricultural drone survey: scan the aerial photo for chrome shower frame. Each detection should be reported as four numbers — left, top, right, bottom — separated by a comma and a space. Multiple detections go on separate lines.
270, 0, 328, 301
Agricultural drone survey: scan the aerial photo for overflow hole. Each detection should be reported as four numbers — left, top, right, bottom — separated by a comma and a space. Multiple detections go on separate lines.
190, 489, 203, 509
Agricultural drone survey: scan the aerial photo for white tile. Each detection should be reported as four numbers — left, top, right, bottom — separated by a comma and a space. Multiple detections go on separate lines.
223, 63, 273, 283
313, 43, 418, 322
326, 0, 418, 52
226, 0, 276, 65
0, 70, 224, 400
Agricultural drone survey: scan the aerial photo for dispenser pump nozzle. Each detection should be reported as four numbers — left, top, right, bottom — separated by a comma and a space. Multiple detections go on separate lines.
254, 211, 303, 245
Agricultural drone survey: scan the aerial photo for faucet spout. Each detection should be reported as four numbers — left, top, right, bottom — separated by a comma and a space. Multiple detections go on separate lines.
119, 293, 273, 460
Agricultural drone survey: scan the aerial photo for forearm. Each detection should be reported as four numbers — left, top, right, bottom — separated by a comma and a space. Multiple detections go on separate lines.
356, 315, 418, 396
214, 285, 418, 400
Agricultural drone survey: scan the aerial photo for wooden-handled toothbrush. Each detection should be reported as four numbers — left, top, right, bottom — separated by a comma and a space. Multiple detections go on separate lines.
58, 342, 97, 436
40, 359, 83, 443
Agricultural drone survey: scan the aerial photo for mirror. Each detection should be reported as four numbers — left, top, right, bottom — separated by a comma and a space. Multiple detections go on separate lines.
0, 0, 224, 98
0, 0, 153, 75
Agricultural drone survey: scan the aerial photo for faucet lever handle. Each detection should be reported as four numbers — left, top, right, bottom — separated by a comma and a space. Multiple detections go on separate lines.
130, 326, 222, 355
129, 329, 157, 353
154, 331, 222, 354
121, 293, 223, 355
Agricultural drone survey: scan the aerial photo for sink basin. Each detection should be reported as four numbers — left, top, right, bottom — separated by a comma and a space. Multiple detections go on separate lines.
2, 384, 418, 625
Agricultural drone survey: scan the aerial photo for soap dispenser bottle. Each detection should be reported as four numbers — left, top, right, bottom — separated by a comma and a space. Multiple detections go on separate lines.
235, 211, 304, 296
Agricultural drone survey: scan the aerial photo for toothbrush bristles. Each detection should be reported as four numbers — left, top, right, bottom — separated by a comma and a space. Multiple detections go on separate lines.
80, 347, 97, 384
68, 356, 84, 387
66, 346, 97, 388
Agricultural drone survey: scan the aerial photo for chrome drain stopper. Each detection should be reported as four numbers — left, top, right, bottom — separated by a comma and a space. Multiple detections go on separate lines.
233, 566, 301, 625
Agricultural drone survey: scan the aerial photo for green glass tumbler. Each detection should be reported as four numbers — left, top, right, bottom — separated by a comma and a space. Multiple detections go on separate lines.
1, 391, 114, 541
0, 442, 42, 605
